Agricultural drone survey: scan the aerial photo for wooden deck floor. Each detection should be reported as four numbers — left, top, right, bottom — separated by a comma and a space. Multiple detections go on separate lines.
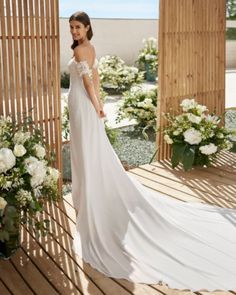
0, 151, 236, 295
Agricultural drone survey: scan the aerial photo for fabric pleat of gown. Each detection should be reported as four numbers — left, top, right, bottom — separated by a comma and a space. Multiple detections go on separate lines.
68, 56, 236, 291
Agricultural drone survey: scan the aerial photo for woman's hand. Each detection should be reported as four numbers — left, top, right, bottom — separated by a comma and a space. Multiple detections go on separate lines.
97, 108, 106, 118
95, 104, 106, 118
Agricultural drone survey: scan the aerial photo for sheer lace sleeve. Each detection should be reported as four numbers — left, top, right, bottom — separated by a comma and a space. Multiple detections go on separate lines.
75, 60, 91, 77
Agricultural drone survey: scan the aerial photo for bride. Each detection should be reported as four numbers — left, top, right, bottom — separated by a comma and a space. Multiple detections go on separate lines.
67, 11, 236, 290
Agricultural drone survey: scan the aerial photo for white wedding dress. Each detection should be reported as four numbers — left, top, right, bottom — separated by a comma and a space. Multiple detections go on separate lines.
68, 56, 236, 291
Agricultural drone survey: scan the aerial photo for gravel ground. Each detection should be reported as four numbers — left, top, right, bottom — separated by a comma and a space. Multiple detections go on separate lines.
113, 126, 156, 168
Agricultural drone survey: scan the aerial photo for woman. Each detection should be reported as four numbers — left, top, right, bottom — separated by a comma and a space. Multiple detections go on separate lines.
68, 11, 236, 290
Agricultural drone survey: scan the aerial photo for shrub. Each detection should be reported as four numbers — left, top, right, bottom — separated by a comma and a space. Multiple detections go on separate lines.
116, 86, 158, 131
61, 72, 70, 89
98, 55, 144, 94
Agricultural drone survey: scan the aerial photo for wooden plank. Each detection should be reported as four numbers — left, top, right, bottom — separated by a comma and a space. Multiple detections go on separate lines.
23, 0, 32, 120
12, 0, 21, 122
5, 0, 16, 119
0, 279, 12, 295
18, 0, 27, 116
151, 284, 194, 295
29, 0, 38, 127
143, 163, 236, 205
0, 260, 34, 295
21, 227, 81, 295
129, 168, 233, 208
11, 247, 59, 295
34, 0, 44, 135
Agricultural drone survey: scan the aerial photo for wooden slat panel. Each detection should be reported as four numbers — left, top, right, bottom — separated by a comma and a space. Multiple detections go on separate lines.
157, 0, 226, 160
0, 0, 62, 174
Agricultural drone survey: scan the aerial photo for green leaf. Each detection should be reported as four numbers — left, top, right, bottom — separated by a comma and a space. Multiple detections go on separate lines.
230, 141, 236, 153
0, 230, 9, 241
182, 146, 195, 171
171, 143, 187, 168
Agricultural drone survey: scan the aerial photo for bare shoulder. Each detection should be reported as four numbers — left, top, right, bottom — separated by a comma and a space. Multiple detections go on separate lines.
74, 46, 87, 62
74, 44, 96, 62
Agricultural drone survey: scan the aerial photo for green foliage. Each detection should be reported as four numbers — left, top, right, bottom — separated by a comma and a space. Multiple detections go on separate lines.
226, 27, 236, 40
98, 55, 144, 94
226, 0, 236, 19
116, 86, 158, 131
61, 72, 70, 88
104, 123, 120, 146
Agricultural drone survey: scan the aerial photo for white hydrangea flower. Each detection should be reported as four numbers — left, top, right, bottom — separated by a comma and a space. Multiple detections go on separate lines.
183, 128, 202, 145
16, 189, 33, 206
196, 104, 207, 114
44, 167, 60, 187
3, 180, 12, 190
187, 113, 202, 124
180, 99, 198, 112
24, 156, 47, 187
34, 144, 46, 159
13, 131, 31, 144
173, 130, 180, 136
0, 148, 16, 173
216, 133, 224, 139
205, 115, 220, 124
164, 134, 173, 144
199, 143, 217, 155
224, 140, 233, 151
13, 144, 26, 157
0, 196, 7, 210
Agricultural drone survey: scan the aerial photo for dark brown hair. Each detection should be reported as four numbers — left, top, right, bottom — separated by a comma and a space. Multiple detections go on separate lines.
69, 11, 93, 49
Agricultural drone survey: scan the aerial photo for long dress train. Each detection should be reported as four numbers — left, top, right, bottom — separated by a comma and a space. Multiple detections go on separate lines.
68, 57, 236, 291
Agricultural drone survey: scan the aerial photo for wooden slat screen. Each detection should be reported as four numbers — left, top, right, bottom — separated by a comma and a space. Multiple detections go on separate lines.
157, 0, 226, 160
0, 0, 62, 176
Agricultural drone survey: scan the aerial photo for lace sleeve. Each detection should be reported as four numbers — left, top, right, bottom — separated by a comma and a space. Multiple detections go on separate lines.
75, 60, 91, 77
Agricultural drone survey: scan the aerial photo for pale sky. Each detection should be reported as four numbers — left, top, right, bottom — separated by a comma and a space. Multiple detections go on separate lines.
59, 0, 159, 19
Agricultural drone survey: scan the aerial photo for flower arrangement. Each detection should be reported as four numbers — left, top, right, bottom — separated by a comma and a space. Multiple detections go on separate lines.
116, 86, 158, 132
0, 116, 60, 253
136, 37, 158, 81
163, 99, 236, 171
98, 55, 144, 94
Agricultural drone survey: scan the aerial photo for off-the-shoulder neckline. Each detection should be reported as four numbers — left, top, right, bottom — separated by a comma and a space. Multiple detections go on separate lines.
72, 57, 98, 69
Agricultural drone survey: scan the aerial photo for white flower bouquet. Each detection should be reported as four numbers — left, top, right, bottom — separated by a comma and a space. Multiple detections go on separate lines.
0, 116, 60, 257
163, 99, 236, 171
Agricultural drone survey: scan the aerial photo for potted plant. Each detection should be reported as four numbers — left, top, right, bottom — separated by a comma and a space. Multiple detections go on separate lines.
0, 116, 60, 259
137, 37, 158, 82
163, 98, 236, 171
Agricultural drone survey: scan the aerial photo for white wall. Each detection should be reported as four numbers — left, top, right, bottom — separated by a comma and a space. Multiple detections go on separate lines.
60, 18, 158, 72
60, 18, 236, 72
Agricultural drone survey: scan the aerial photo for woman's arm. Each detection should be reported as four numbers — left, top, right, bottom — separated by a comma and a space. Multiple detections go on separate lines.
92, 67, 103, 109
74, 47, 104, 117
